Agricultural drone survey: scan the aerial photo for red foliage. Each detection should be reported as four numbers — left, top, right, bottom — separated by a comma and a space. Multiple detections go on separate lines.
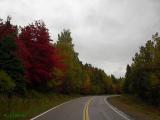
0, 17, 17, 40
18, 21, 64, 85
15, 37, 31, 78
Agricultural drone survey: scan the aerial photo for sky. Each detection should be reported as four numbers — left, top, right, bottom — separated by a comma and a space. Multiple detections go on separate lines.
0, 0, 160, 77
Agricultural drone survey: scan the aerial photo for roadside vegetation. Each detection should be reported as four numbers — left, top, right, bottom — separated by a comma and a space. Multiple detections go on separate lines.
0, 92, 79, 120
109, 32, 160, 120
1, 16, 160, 120
0, 17, 122, 119
123, 33, 160, 106
108, 95, 160, 120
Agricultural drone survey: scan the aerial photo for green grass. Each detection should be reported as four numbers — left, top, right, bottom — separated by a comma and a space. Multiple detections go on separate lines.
108, 95, 160, 120
0, 92, 80, 120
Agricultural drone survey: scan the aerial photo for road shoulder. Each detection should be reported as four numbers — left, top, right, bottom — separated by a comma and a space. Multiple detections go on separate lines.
107, 95, 160, 120
104, 96, 132, 120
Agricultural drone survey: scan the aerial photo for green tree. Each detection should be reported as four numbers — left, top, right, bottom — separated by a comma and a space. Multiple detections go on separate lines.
56, 30, 83, 93
123, 64, 131, 93
0, 18, 26, 94
124, 33, 160, 105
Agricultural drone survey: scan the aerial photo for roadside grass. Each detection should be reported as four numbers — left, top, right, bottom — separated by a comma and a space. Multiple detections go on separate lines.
108, 95, 160, 120
0, 92, 80, 120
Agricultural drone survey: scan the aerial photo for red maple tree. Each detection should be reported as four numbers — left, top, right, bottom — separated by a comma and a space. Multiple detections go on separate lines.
0, 17, 17, 40
18, 21, 62, 85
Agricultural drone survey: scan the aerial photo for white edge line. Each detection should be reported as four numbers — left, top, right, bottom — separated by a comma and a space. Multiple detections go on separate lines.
104, 96, 131, 120
30, 97, 81, 120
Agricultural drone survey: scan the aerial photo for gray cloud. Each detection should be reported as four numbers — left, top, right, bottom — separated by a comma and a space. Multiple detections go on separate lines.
0, 0, 160, 77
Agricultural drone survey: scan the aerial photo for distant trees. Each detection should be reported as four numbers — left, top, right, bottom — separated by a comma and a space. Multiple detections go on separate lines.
81, 64, 122, 94
0, 17, 122, 96
56, 29, 123, 94
123, 33, 160, 105
82, 64, 107, 94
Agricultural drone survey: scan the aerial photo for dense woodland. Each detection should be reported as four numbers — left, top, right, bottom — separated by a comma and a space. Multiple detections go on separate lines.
123, 33, 160, 105
0, 17, 122, 97
1, 17, 159, 106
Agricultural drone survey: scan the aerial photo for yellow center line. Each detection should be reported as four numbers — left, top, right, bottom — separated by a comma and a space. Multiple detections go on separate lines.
83, 98, 93, 120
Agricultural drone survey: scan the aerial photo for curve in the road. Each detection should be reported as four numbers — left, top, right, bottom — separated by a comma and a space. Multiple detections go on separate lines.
30, 96, 132, 120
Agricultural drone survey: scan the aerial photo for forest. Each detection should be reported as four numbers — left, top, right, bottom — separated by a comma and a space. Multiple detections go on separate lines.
0, 17, 122, 98
1, 16, 159, 108
123, 32, 160, 105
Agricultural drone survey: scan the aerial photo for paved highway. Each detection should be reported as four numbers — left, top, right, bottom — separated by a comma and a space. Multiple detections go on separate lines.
30, 96, 133, 120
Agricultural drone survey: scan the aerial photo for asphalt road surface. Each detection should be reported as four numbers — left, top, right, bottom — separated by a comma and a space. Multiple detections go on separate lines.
31, 96, 133, 120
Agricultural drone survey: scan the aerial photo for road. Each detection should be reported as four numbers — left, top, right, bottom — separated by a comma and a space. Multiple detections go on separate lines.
31, 96, 133, 120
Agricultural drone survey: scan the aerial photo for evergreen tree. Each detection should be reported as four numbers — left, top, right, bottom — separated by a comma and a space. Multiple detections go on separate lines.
124, 33, 160, 105
123, 64, 131, 93
0, 18, 26, 94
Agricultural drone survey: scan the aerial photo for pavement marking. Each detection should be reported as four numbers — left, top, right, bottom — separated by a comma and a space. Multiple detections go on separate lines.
30, 97, 81, 120
104, 96, 131, 120
83, 98, 93, 120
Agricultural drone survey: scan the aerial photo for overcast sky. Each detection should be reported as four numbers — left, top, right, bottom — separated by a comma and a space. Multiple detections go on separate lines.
0, 0, 160, 77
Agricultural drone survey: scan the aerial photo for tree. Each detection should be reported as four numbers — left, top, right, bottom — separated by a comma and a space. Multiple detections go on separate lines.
56, 30, 83, 93
0, 16, 16, 40
123, 64, 131, 93
124, 33, 160, 105
81, 71, 92, 94
19, 21, 56, 88
0, 18, 26, 94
